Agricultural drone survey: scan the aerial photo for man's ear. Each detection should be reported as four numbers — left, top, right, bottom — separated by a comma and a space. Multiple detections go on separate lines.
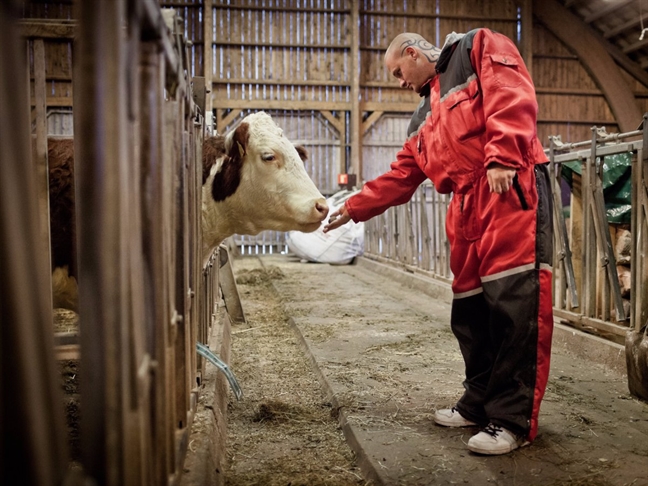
405, 46, 417, 60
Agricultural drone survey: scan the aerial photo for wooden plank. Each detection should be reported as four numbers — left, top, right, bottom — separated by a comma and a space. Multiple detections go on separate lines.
362, 111, 384, 136
213, 5, 350, 14
55, 344, 81, 361
350, 0, 361, 181
537, 117, 616, 125
520, 0, 533, 77
359, 10, 516, 21
536, 87, 603, 96
30, 96, 73, 107
215, 108, 241, 134
19, 20, 75, 39
319, 110, 344, 134
1, 11, 69, 484
212, 40, 350, 49
583, 0, 634, 24
213, 99, 352, 111
212, 78, 351, 87
204, 0, 213, 124
32, 39, 53, 312
362, 101, 418, 112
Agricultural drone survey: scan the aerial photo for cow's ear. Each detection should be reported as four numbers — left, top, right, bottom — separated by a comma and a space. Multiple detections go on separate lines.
294, 145, 308, 162
227, 122, 250, 160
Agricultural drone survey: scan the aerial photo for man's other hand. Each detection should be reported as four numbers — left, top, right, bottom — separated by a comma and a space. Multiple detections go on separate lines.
487, 163, 516, 194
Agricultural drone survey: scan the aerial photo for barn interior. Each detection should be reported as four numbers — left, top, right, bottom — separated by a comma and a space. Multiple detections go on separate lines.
2, 0, 648, 485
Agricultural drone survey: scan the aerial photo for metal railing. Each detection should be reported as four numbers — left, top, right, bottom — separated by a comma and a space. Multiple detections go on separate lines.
363, 121, 648, 344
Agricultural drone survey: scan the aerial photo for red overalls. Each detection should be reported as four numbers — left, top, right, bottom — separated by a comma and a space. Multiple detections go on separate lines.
346, 28, 553, 441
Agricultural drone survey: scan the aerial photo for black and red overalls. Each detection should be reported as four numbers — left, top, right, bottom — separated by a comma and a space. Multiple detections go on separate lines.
345, 28, 553, 442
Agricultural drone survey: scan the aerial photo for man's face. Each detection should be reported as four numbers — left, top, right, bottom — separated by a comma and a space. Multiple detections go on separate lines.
385, 47, 432, 94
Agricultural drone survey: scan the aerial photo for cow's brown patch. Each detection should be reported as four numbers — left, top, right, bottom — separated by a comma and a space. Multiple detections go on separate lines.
211, 122, 249, 202
48, 138, 77, 277
294, 145, 308, 162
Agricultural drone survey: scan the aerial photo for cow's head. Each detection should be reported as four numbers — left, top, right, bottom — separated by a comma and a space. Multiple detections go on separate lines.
202, 111, 329, 257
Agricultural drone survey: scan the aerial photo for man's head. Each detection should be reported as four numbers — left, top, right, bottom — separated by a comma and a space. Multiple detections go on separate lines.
384, 33, 441, 94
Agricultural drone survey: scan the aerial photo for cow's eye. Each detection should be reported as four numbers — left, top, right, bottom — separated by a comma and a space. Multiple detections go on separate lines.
261, 153, 276, 162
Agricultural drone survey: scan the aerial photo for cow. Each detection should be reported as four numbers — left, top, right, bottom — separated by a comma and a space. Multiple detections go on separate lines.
201, 111, 329, 261
48, 111, 329, 311
47, 138, 78, 311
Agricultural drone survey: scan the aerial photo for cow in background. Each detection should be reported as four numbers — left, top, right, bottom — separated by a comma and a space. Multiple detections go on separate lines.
49, 111, 329, 310
47, 138, 78, 311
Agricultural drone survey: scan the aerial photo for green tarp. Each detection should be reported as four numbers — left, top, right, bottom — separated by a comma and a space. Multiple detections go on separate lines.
561, 152, 632, 224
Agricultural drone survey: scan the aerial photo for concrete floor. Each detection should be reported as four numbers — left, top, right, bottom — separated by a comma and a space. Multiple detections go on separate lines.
255, 254, 648, 486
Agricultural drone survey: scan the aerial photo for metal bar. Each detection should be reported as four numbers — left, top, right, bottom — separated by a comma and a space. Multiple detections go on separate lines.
549, 137, 579, 308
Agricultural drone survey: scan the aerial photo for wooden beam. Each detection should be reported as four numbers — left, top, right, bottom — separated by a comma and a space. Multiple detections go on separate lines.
213, 41, 350, 50
350, 0, 361, 181
30, 97, 73, 107
213, 98, 352, 111
32, 39, 53, 293
362, 111, 383, 136
359, 10, 516, 22
520, 0, 533, 77
603, 16, 642, 39
622, 37, 648, 55
537, 117, 617, 125
535, 87, 604, 96
204, 0, 213, 126
583, 0, 634, 24
319, 110, 344, 134
215, 108, 241, 134
212, 5, 350, 14
19, 20, 75, 39
212, 78, 351, 87
533, 0, 642, 132
362, 101, 418, 112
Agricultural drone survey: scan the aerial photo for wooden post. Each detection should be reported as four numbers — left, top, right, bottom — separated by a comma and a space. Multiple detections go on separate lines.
203, 0, 213, 131
74, 0, 128, 483
520, 0, 533, 78
0, 2, 69, 484
350, 0, 361, 182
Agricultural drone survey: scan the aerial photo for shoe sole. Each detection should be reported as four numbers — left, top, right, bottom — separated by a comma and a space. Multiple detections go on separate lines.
467, 440, 530, 455
433, 417, 477, 427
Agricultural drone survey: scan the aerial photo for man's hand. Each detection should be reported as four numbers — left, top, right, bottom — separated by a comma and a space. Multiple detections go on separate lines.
486, 163, 516, 194
323, 205, 352, 233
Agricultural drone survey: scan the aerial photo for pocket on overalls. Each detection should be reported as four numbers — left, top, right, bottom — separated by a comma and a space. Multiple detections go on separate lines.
512, 173, 531, 211
459, 191, 481, 241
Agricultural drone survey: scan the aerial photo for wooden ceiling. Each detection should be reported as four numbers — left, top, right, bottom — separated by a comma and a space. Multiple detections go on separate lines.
560, 0, 648, 74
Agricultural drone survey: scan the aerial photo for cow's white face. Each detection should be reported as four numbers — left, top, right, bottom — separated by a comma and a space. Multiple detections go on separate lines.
202, 112, 329, 259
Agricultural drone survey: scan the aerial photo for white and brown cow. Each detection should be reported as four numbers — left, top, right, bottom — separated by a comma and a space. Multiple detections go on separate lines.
201, 111, 329, 261
48, 111, 328, 310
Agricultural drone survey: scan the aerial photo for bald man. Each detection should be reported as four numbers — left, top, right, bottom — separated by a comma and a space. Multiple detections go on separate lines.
325, 29, 554, 456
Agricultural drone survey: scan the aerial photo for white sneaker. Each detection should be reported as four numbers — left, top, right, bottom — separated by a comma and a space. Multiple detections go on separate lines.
467, 423, 530, 455
433, 407, 477, 427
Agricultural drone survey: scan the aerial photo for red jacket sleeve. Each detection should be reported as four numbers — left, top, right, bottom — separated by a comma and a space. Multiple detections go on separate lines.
471, 29, 545, 170
345, 140, 427, 223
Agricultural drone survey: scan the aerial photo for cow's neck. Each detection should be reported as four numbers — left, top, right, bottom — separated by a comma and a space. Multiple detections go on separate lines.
201, 197, 230, 263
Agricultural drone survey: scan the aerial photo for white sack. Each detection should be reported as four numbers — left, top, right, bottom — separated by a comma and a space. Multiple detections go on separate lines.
286, 189, 364, 264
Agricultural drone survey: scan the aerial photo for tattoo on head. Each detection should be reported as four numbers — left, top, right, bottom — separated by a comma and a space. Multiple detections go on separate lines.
400, 39, 440, 63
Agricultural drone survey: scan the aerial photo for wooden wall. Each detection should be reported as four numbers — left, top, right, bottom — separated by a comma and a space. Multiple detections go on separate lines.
22, 0, 648, 188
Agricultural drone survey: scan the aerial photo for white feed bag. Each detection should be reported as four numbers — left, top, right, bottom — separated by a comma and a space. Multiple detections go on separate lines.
286, 189, 364, 265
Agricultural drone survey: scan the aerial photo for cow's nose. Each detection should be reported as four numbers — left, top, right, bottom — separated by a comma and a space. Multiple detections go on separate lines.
315, 198, 329, 219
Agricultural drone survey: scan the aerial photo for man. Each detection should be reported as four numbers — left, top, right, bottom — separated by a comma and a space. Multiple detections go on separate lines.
324, 29, 554, 456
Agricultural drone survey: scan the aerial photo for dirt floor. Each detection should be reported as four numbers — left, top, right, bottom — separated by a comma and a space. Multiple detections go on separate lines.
204, 254, 648, 486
